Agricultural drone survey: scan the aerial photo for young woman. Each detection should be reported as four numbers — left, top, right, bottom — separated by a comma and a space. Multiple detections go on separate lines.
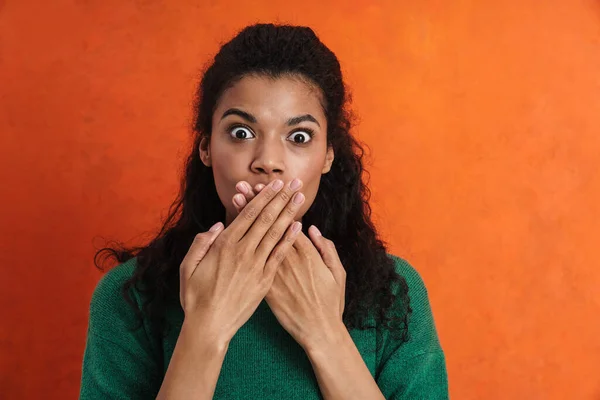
80, 23, 449, 399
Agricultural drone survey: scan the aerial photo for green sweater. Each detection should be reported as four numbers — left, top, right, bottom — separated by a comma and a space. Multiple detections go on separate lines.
80, 255, 448, 399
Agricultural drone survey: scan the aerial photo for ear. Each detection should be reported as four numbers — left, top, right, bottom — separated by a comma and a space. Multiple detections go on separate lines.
199, 136, 212, 167
321, 146, 334, 174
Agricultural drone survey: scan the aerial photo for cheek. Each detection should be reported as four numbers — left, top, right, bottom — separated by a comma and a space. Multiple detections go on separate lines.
209, 150, 240, 210
294, 163, 326, 218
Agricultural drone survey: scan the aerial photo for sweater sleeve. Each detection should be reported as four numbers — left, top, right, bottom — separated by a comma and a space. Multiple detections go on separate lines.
79, 258, 162, 400
375, 256, 449, 399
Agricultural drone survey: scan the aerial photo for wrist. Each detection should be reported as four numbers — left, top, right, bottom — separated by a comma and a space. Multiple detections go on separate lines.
301, 319, 350, 356
158, 316, 230, 400
181, 315, 231, 353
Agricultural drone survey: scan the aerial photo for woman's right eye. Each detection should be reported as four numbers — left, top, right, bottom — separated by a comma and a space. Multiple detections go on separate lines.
229, 126, 255, 140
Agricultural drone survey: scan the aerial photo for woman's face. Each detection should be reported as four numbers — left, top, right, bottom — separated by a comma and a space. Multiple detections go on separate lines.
200, 74, 334, 226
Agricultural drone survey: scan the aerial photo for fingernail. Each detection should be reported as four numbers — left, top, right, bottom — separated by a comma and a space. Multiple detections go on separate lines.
293, 192, 305, 205
234, 194, 245, 207
290, 178, 302, 190
311, 225, 322, 236
236, 182, 248, 194
209, 222, 223, 232
292, 221, 302, 233
272, 179, 283, 190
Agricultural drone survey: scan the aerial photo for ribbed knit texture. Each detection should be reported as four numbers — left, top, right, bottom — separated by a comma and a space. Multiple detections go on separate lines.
80, 255, 448, 399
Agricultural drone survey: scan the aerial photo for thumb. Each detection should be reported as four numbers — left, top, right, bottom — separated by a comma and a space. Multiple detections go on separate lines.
180, 222, 224, 305
308, 225, 345, 281
308, 225, 346, 317
189, 222, 224, 265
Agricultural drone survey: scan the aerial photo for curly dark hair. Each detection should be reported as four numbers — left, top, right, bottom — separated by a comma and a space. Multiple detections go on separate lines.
95, 23, 411, 343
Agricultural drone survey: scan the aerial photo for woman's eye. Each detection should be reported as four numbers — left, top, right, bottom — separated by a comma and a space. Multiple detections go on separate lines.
229, 126, 255, 140
288, 131, 313, 144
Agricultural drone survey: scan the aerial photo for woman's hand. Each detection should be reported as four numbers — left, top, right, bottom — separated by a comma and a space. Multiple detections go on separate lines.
267, 227, 347, 350
232, 181, 347, 351
179, 178, 306, 345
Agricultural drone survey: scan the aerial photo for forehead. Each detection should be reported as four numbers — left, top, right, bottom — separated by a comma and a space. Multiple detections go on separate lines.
215, 74, 326, 120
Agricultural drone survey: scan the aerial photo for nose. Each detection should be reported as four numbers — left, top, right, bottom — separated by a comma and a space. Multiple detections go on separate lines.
250, 138, 285, 176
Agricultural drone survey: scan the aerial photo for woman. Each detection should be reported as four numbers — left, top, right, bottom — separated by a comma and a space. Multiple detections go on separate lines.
80, 23, 448, 399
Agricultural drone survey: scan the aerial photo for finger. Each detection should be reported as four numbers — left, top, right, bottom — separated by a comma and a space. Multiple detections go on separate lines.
251, 180, 305, 263
180, 222, 224, 304
236, 181, 258, 202
263, 221, 302, 282
291, 230, 345, 315
180, 222, 224, 278
291, 230, 320, 259
233, 182, 257, 215
232, 193, 247, 214
276, 240, 299, 273
307, 226, 346, 316
242, 179, 304, 255
307, 225, 345, 283
225, 179, 287, 242
265, 244, 299, 301
254, 183, 266, 192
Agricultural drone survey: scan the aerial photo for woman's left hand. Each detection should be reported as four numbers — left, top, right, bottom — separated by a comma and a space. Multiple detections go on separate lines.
233, 181, 347, 350
267, 226, 346, 350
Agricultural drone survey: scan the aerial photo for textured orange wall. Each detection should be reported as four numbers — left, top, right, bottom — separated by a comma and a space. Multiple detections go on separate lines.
1, 0, 599, 398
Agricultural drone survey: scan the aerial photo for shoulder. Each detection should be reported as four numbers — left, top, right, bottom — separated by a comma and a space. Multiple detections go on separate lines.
90, 257, 138, 309
385, 253, 442, 351
93, 257, 137, 289
386, 254, 430, 300
87, 257, 140, 335
376, 255, 448, 396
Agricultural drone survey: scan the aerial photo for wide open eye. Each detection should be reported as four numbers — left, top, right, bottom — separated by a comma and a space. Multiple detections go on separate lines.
229, 125, 255, 140
288, 130, 314, 144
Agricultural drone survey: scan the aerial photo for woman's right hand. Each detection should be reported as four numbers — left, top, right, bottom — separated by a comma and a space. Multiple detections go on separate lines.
179, 178, 305, 344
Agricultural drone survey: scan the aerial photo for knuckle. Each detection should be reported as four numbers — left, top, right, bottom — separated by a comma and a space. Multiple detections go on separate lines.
243, 205, 258, 221
214, 234, 232, 250
236, 243, 252, 259
233, 248, 244, 261
212, 237, 224, 251
267, 227, 281, 241
273, 248, 286, 263
278, 190, 291, 203
284, 205, 296, 217
259, 211, 275, 225
263, 186, 277, 200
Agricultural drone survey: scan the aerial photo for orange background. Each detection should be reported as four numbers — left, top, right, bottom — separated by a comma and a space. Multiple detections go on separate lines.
1, 0, 599, 399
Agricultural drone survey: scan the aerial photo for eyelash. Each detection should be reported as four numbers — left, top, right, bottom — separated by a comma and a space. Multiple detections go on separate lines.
227, 124, 315, 144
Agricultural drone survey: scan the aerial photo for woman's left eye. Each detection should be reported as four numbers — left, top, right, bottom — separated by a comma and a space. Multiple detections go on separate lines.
288, 131, 313, 144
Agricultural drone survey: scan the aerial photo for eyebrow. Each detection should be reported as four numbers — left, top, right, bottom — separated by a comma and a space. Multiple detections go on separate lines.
221, 108, 320, 128
287, 114, 320, 128
221, 108, 257, 123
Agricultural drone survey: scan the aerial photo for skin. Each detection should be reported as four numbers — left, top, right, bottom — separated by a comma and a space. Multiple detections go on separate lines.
159, 180, 306, 400
198, 74, 335, 227
158, 75, 385, 400
232, 184, 385, 400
